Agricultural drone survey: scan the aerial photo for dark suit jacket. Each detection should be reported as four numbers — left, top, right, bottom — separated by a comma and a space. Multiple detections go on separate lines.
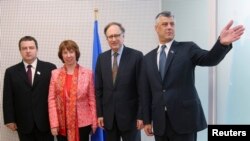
3, 59, 56, 134
95, 46, 143, 131
141, 39, 232, 135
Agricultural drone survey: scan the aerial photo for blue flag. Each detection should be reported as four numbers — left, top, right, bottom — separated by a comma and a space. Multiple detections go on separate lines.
92, 20, 102, 71
91, 20, 106, 141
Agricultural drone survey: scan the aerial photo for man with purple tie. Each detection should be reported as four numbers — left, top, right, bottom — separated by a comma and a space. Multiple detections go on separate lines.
3, 36, 56, 141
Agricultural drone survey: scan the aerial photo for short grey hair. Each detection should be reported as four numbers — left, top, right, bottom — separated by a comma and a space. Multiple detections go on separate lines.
155, 11, 175, 24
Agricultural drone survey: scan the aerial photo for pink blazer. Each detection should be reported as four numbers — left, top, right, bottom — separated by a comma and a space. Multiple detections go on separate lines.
48, 66, 97, 129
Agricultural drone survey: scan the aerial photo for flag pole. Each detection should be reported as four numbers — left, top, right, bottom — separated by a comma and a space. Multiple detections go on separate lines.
91, 7, 105, 141
94, 8, 98, 21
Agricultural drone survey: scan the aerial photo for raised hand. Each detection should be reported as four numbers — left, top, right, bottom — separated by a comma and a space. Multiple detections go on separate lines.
219, 20, 245, 45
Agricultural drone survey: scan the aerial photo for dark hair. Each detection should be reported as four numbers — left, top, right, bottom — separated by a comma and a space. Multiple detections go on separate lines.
58, 40, 80, 63
18, 36, 38, 50
104, 22, 125, 35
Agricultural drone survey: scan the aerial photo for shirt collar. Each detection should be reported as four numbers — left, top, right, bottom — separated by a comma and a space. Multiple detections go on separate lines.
157, 40, 174, 53
111, 45, 124, 56
23, 58, 38, 69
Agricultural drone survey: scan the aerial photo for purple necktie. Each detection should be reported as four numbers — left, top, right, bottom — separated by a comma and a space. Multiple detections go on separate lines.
27, 65, 32, 85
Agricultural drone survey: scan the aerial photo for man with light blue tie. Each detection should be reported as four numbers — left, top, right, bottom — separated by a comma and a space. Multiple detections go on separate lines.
141, 11, 245, 141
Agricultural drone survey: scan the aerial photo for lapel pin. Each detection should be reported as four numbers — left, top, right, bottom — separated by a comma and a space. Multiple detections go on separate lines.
170, 50, 175, 54
37, 71, 41, 75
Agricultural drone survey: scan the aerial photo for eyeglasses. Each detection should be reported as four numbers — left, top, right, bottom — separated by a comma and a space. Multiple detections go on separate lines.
106, 33, 123, 40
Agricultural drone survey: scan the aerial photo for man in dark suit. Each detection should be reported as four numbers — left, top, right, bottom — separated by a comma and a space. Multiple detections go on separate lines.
141, 11, 245, 141
95, 22, 144, 141
3, 36, 56, 141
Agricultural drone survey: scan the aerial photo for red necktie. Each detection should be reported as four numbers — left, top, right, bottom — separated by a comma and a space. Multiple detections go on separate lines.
27, 65, 32, 85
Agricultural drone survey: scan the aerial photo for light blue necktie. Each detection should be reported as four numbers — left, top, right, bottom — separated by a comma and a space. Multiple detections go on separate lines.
159, 45, 167, 79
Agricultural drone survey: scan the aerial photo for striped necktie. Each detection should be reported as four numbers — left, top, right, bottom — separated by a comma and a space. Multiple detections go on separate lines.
112, 52, 119, 84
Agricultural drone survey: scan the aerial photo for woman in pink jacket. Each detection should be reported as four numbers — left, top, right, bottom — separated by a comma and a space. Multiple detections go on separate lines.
48, 40, 97, 141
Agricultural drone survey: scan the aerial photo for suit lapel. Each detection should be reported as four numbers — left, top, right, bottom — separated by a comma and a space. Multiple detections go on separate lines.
17, 62, 30, 86
103, 50, 113, 87
33, 60, 41, 87
114, 47, 129, 87
162, 41, 178, 81
152, 47, 162, 82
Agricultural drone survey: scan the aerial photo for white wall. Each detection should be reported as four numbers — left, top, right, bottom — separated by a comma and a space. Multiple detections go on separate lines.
216, 0, 250, 124
0, 0, 160, 140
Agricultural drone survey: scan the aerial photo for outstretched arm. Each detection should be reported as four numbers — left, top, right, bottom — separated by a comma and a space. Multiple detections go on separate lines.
219, 20, 245, 45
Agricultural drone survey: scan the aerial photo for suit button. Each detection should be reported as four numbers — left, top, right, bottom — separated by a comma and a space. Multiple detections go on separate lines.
162, 89, 166, 92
